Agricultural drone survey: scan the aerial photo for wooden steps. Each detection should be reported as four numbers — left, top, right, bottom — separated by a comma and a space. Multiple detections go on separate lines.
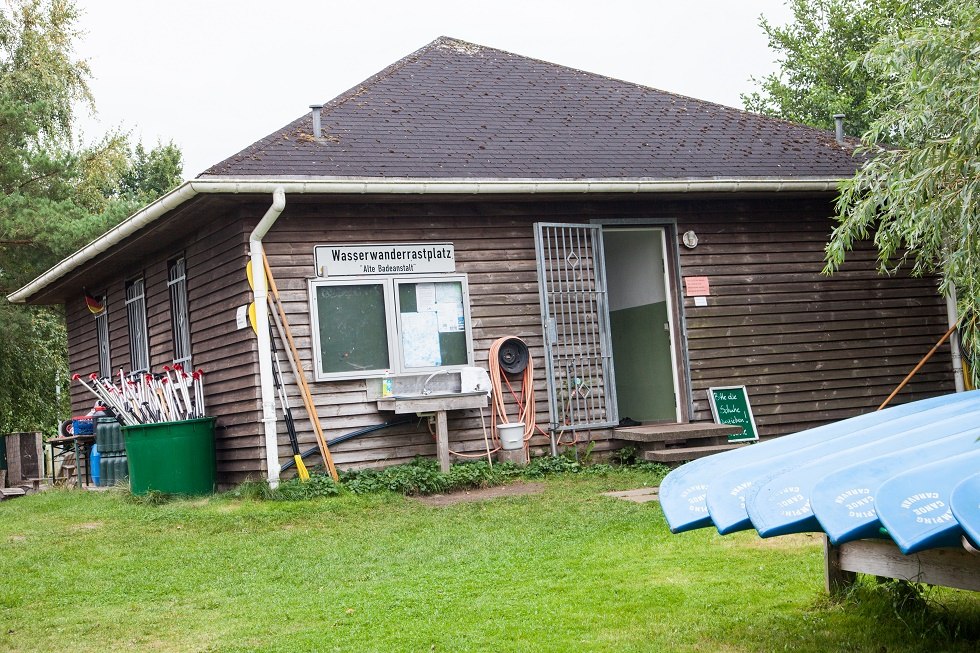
642, 444, 744, 463
615, 422, 747, 463
616, 423, 742, 443
0, 487, 28, 500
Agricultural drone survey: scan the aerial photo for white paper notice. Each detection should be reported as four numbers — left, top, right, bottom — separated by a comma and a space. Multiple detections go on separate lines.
416, 283, 436, 312
694, 296, 708, 307
435, 282, 463, 303
236, 305, 249, 329
437, 303, 465, 332
434, 281, 464, 332
401, 312, 441, 367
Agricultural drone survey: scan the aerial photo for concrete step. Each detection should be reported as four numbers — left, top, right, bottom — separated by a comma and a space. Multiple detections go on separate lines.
603, 487, 660, 504
616, 422, 743, 444
643, 443, 745, 463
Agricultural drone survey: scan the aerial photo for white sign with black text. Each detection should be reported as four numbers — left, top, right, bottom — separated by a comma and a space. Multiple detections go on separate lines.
315, 243, 456, 277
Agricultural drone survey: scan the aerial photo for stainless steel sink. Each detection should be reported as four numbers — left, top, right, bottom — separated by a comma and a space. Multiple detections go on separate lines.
377, 391, 488, 414
391, 391, 487, 400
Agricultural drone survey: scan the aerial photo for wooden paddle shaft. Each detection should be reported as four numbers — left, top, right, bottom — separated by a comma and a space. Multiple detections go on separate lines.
878, 322, 958, 411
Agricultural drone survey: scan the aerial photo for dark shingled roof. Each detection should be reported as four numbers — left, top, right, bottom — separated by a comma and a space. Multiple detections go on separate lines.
201, 37, 860, 180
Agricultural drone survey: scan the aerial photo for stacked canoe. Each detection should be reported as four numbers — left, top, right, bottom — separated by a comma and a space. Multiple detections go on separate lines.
660, 391, 980, 554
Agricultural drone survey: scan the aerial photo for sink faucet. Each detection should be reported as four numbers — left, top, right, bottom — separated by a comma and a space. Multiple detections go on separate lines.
421, 369, 449, 395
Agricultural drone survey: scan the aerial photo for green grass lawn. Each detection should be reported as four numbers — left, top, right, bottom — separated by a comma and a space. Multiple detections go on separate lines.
2, 470, 979, 652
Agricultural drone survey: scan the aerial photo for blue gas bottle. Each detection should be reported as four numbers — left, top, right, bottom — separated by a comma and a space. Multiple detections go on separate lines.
89, 443, 101, 487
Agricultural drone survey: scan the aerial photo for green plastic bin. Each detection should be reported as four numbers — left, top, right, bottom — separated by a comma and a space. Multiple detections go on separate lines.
122, 418, 216, 495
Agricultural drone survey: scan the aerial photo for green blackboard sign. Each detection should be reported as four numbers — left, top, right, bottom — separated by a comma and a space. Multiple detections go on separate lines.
707, 386, 759, 442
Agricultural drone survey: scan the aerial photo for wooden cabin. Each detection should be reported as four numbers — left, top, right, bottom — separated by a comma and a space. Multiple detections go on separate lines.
7, 37, 955, 487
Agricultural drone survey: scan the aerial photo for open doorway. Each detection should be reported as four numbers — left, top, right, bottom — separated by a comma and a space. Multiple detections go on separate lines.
603, 228, 680, 423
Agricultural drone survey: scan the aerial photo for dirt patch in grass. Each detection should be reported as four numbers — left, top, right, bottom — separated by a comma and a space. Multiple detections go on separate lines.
414, 482, 545, 507
727, 532, 821, 550
73, 522, 103, 531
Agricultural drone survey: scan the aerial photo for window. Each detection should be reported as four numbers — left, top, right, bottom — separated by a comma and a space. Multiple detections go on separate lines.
95, 296, 111, 378
309, 275, 473, 381
125, 277, 149, 372
168, 257, 191, 367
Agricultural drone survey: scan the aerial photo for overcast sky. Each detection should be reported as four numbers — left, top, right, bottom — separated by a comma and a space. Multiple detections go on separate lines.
73, 0, 793, 178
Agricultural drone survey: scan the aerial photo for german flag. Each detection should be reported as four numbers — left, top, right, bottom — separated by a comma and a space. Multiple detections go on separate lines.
84, 288, 105, 316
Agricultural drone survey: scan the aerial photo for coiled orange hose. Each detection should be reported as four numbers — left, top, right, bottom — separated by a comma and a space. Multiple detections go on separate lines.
445, 336, 553, 461
489, 337, 540, 452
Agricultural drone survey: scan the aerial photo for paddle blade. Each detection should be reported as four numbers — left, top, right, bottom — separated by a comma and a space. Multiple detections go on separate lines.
295, 455, 310, 482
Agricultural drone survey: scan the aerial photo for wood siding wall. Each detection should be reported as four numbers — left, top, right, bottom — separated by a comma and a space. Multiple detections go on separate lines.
66, 212, 262, 484
257, 195, 953, 477
676, 199, 953, 436
64, 194, 955, 485
257, 202, 553, 473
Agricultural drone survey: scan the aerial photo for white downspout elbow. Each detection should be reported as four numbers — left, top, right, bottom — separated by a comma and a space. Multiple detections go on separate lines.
250, 186, 287, 487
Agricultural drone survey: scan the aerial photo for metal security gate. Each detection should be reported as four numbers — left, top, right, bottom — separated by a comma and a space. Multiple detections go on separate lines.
534, 223, 618, 434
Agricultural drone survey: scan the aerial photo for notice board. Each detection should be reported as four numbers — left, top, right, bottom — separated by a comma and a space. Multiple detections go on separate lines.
707, 386, 759, 442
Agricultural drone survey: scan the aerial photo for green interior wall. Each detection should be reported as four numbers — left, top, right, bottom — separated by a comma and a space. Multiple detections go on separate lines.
610, 301, 675, 422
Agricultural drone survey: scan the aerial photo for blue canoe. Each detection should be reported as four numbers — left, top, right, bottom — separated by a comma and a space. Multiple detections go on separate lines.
811, 428, 980, 545
875, 448, 980, 554
950, 472, 980, 549
746, 410, 980, 538
706, 400, 980, 535
659, 390, 980, 533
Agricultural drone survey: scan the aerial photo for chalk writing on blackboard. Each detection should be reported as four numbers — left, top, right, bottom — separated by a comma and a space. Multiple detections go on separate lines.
707, 386, 759, 442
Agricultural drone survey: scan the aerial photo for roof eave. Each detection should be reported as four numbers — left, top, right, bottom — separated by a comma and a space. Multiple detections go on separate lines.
7, 175, 844, 304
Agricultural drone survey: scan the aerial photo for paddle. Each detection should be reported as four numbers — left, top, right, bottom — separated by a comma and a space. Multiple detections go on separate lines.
269, 323, 309, 481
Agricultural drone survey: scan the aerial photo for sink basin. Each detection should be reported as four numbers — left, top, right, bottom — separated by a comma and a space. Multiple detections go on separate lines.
391, 391, 487, 400
377, 392, 488, 414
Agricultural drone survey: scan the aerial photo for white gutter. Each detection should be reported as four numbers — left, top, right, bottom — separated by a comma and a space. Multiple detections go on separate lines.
186, 177, 842, 196
6, 176, 842, 304
251, 187, 287, 487
8, 182, 199, 303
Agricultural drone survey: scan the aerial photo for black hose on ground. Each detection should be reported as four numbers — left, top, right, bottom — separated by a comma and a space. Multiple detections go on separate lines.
279, 416, 415, 473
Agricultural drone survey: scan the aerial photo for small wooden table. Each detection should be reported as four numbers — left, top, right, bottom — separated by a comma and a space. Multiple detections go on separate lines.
377, 393, 489, 472
47, 434, 96, 488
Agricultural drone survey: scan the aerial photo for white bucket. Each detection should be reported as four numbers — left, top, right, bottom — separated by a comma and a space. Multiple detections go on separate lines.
497, 423, 525, 450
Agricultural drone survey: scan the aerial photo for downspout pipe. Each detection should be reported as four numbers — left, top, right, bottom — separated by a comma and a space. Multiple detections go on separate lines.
250, 186, 287, 487
947, 288, 966, 393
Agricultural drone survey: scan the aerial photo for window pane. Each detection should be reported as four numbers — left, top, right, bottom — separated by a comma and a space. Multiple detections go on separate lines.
398, 280, 468, 368
96, 298, 111, 378
168, 258, 191, 367
316, 284, 390, 374
126, 278, 149, 372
